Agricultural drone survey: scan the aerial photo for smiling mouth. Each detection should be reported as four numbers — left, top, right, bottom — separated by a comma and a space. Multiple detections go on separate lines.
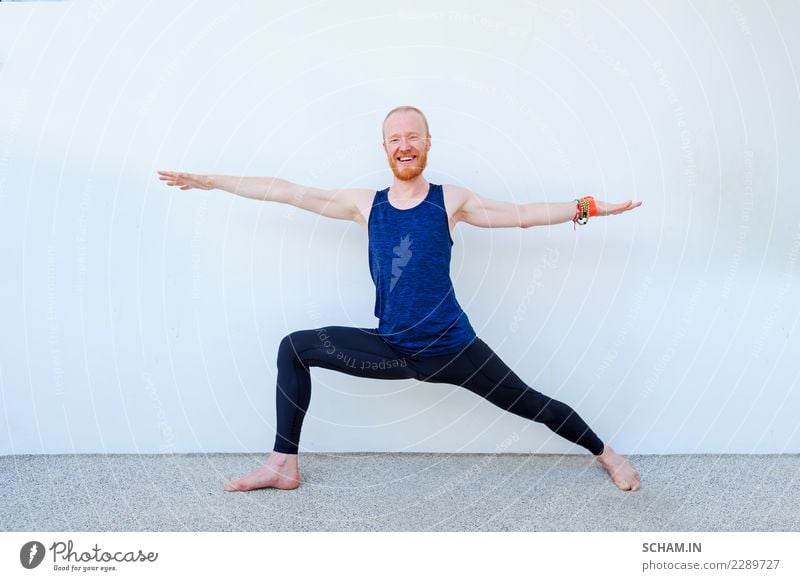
397, 156, 416, 164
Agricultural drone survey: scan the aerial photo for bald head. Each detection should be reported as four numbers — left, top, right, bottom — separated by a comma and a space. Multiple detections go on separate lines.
382, 106, 430, 141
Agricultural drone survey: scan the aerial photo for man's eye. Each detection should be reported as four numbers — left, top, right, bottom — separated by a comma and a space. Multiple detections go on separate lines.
389, 139, 399, 144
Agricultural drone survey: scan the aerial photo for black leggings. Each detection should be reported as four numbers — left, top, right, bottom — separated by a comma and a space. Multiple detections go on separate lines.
273, 326, 604, 456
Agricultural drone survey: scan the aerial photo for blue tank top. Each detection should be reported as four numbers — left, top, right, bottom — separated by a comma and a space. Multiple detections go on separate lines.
368, 182, 477, 357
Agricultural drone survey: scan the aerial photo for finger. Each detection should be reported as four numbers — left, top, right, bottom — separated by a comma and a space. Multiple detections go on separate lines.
621, 201, 640, 213
180, 185, 191, 190
611, 201, 633, 214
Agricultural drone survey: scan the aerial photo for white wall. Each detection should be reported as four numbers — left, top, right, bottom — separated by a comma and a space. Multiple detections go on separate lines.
1, 0, 798, 455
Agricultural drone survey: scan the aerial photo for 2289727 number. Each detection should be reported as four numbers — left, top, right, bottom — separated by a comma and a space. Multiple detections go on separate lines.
730, 559, 780, 570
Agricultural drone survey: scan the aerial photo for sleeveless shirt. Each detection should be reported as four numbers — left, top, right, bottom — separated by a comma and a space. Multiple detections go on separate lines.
367, 183, 477, 357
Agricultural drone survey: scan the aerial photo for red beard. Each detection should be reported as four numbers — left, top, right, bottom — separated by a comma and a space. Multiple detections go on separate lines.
387, 146, 428, 181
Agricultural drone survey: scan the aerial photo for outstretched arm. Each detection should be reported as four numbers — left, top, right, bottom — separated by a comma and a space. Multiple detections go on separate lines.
157, 171, 371, 223
450, 185, 641, 228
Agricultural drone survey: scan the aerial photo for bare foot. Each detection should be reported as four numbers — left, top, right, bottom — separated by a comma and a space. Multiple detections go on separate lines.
224, 452, 301, 492
595, 445, 641, 491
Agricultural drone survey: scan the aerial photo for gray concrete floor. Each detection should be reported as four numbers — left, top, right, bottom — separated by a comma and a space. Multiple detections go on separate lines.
1, 453, 798, 532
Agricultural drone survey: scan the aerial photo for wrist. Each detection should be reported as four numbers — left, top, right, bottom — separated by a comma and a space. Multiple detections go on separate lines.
572, 195, 597, 226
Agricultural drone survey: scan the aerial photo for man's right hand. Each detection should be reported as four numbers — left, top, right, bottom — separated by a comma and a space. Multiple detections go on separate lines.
157, 170, 214, 191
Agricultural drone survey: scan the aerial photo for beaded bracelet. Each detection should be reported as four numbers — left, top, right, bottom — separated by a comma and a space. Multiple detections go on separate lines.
573, 195, 597, 227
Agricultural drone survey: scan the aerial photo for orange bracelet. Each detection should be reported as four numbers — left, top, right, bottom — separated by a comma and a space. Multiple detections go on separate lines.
586, 195, 597, 217
573, 196, 598, 228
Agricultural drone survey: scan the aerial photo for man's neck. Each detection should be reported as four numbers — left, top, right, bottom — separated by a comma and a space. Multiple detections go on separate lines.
390, 175, 429, 199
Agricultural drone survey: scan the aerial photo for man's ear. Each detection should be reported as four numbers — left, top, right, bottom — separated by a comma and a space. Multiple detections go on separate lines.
426, 135, 432, 151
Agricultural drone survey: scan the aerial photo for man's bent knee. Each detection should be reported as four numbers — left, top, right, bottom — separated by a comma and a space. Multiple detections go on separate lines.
277, 330, 315, 366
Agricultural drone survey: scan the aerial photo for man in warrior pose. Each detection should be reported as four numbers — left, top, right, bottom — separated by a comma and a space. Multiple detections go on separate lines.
158, 106, 642, 492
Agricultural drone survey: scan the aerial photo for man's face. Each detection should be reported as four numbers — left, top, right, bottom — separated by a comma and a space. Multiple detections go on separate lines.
382, 111, 430, 181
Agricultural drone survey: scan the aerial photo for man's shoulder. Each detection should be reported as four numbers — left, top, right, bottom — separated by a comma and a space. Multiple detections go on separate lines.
440, 184, 474, 220
442, 183, 472, 204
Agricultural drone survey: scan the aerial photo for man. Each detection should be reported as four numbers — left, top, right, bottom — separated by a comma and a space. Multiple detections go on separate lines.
158, 105, 642, 492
